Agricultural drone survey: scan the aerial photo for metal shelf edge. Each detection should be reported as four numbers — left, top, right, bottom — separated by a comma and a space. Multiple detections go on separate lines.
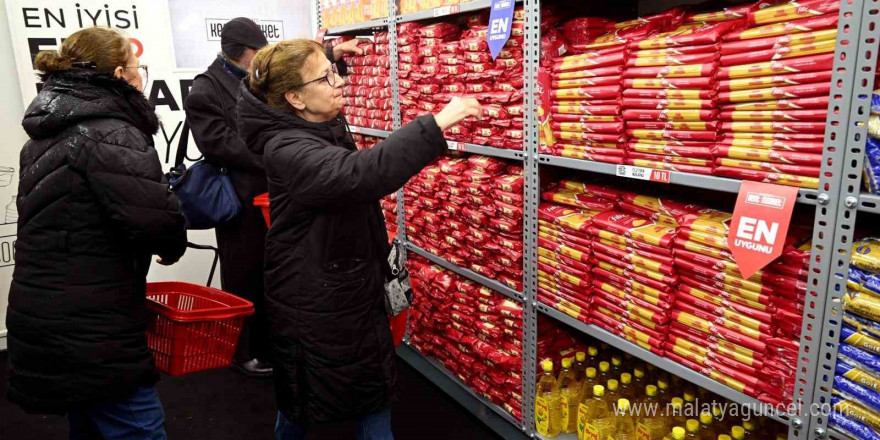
349, 126, 391, 138
536, 303, 792, 425
326, 18, 388, 35
537, 154, 819, 206
457, 142, 525, 161
396, 344, 529, 440
396, 0, 493, 23
404, 242, 524, 302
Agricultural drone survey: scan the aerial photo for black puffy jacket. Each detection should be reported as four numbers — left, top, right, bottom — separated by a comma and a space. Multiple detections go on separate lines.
6, 70, 187, 413
236, 81, 447, 424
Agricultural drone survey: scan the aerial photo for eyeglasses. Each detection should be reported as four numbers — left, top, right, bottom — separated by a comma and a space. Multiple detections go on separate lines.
124, 64, 149, 84
301, 64, 339, 88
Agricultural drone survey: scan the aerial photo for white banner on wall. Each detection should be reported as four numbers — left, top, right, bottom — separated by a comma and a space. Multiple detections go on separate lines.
2, 0, 309, 300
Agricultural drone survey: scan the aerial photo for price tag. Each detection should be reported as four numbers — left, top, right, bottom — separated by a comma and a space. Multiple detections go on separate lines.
615, 165, 670, 183
433, 4, 460, 17
349, 125, 361, 134
447, 140, 464, 151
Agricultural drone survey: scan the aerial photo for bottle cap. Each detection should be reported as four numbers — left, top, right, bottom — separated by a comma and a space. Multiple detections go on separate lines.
600, 361, 610, 372
672, 427, 686, 440
541, 359, 553, 372
634, 367, 645, 379
719, 436, 731, 440
562, 357, 572, 369
671, 397, 683, 408
732, 426, 745, 439
684, 392, 695, 402
743, 420, 756, 430
686, 420, 699, 433
618, 399, 630, 412
658, 379, 668, 390
576, 351, 586, 362
621, 373, 632, 384
646, 385, 657, 396
700, 411, 713, 425
586, 367, 597, 378
776, 435, 787, 440
712, 406, 723, 417
593, 385, 605, 397
612, 356, 622, 366
588, 346, 598, 356
608, 379, 619, 391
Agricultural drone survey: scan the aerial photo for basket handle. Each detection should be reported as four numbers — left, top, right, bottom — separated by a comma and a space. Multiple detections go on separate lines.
186, 242, 219, 287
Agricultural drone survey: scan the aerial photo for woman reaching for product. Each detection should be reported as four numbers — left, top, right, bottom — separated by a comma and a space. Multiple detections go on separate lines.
236, 38, 481, 439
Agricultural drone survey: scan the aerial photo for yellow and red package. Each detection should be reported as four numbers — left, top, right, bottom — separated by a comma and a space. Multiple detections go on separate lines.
668, 332, 762, 370
592, 240, 675, 275
715, 158, 820, 177
685, 1, 775, 23
631, 20, 746, 49
591, 227, 675, 257
552, 75, 622, 89
748, 0, 839, 26
666, 339, 759, 377
717, 52, 833, 79
625, 159, 715, 175
721, 96, 829, 112
672, 310, 766, 353
670, 323, 762, 362
539, 227, 593, 252
675, 299, 771, 341
593, 279, 672, 311
592, 299, 668, 334
592, 260, 673, 294
623, 88, 717, 101
542, 190, 618, 213
593, 267, 671, 303
713, 166, 820, 189
719, 83, 831, 104
624, 63, 719, 79
624, 76, 715, 89
725, 13, 837, 42
720, 38, 836, 66
592, 250, 678, 285
590, 211, 677, 247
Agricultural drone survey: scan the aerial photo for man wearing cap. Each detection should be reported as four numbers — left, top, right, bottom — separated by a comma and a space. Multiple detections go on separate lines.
184, 17, 364, 377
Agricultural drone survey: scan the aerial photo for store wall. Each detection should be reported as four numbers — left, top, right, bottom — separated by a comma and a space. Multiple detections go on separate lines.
0, 0, 313, 351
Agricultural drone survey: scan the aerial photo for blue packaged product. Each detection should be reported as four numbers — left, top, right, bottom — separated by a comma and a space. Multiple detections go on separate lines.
850, 267, 880, 297
831, 411, 880, 440
844, 311, 880, 340
835, 375, 880, 414
833, 396, 880, 432
841, 343, 880, 376
837, 358, 880, 394
873, 89, 880, 114
843, 324, 880, 356
866, 137, 880, 195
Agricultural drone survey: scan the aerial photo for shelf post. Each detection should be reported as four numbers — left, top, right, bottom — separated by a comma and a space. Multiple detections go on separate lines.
789, 1, 875, 438
522, 0, 542, 434
803, 1, 880, 439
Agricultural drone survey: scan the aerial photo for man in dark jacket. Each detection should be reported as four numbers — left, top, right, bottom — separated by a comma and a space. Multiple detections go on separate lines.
184, 18, 366, 376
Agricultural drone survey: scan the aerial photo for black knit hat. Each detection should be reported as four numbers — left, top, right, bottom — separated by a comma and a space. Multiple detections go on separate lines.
221, 18, 269, 59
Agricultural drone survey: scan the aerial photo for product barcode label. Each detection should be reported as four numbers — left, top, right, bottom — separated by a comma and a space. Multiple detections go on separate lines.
616, 165, 671, 183
349, 125, 361, 134
447, 140, 465, 151
433, 4, 461, 17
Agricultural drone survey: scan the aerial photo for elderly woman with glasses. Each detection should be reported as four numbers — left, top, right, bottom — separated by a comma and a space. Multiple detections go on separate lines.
236, 39, 481, 440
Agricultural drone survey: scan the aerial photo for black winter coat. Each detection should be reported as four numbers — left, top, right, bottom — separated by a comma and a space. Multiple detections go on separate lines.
6, 70, 187, 413
236, 82, 447, 424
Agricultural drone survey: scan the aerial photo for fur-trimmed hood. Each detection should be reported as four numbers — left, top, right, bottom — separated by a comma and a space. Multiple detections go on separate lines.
22, 69, 159, 139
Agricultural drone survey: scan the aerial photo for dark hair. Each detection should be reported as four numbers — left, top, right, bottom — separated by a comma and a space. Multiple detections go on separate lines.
248, 39, 325, 112
34, 27, 132, 74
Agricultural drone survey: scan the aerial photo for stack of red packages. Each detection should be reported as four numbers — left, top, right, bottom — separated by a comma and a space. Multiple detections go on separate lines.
714, 0, 840, 189
666, 196, 811, 405
546, 33, 628, 162
341, 32, 394, 131
353, 134, 398, 239
587, 199, 679, 357
407, 255, 524, 420
623, 18, 744, 175
404, 155, 524, 289
536, 181, 620, 320
397, 11, 526, 150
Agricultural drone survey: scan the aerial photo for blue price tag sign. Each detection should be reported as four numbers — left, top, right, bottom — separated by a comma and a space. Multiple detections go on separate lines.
487, 0, 515, 60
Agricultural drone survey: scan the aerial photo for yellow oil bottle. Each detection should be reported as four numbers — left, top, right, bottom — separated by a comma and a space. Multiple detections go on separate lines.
606, 379, 621, 405
698, 411, 718, 440
578, 385, 615, 440
574, 351, 589, 382
670, 426, 686, 440
613, 398, 637, 440
657, 379, 671, 404
619, 373, 637, 402
611, 356, 624, 377
669, 398, 687, 429
536, 359, 562, 438
580, 367, 599, 401
632, 367, 648, 396
559, 357, 581, 434
684, 420, 700, 439
598, 361, 613, 386
730, 426, 745, 440
636, 385, 668, 440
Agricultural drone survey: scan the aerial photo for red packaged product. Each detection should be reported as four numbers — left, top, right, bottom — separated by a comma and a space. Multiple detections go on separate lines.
624, 63, 718, 78
632, 20, 747, 49
460, 38, 489, 52
719, 71, 833, 92
721, 28, 837, 57
721, 96, 830, 112
551, 122, 625, 134
626, 52, 720, 68
591, 211, 676, 247
622, 89, 717, 100
623, 77, 715, 89
623, 98, 716, 110
626, 152, 713, 167
720, 121, 826, 134
552, 75, 621, 89
622, 109, 719, 122
552, 52, 627, 73
715, 158, 820, 177
553, 132, 625, 144
626, 129, 719, 142
748, 0, 840, 26
713, 146, 822, 165
626, 121, 719, 131
725, 13, 838, 41
419, 23, 461, 39
553, 65, 625, 81
717, 53, 834, 79
720, 109, 827, 122
552, 105, 622, 116
552, 86, 622, 101
719, 82, 830, 103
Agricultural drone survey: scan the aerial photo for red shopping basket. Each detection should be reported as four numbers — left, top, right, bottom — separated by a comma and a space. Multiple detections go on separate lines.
146, 282, 254, 376
254, 193, 407, 347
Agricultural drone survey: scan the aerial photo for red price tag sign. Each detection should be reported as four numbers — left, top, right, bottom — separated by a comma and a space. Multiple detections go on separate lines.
447, 141, 464, 151
728, 181, 799, 279
316, 28, 328, 43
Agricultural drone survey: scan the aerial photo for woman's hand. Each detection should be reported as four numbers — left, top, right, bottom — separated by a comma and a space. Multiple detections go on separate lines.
434, 97, 483, 131
332, 38, 368, 61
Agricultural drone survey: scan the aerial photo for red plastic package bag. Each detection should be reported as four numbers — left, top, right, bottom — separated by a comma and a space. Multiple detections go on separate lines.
626, 120, 718, 131
419, 22, 461, 39
626, 158, 714, 175
634, 44, 720, 57
721, 28, 837, 56
624, 63, 719, 78
719, 71, 833, 92
720, 121, 826, 134
715, 158, 820, 177
623, 88, 716, 100
552, 121, 625, 134
552, 86, 622, 101
725, 13, 838, 41
749, 0, 840, 26
631, 20, 747, 49
628, 142, 714, 159
552, 51, 627, 73
622, 109, 718, 122
717, 53, 833, 79
626, 52, 720, 68
622, 98, 716, 110
712, 166, 819, 188
719, 82, 830, 103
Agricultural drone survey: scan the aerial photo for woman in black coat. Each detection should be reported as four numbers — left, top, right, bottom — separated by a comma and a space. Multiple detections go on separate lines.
6, 27, 186, 439
236, 38, 481, 439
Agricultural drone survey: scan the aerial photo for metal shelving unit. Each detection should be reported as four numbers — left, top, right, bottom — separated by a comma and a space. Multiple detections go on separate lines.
538, 154, 821, 205
396, 344, 529, 440
404, 242, 524, 302
312, 0, 880, 438
348, 126, 392, 137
